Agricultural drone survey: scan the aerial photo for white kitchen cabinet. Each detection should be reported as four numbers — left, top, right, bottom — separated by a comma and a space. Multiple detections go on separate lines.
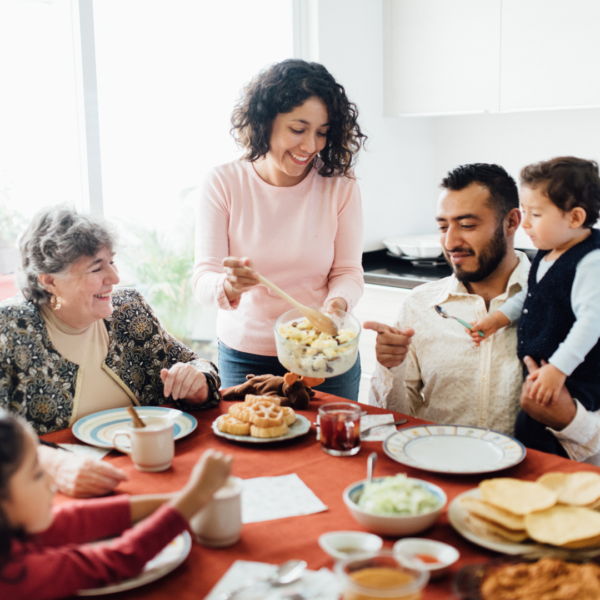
500, 0, 600, 112
384, 0, 600, 116
353, 283, 412, 404
383, 0, 502, 116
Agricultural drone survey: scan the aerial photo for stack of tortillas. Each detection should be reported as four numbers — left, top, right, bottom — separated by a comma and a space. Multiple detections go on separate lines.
461, 473, 600, 548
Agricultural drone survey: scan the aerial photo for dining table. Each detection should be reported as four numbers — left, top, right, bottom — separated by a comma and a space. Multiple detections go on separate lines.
42, 392, 600, 600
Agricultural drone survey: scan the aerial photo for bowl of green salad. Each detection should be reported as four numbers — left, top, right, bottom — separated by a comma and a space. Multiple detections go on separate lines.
342, 474, 446, 536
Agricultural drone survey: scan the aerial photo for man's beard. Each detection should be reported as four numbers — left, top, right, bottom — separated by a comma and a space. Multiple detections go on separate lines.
445, 222, 508, 283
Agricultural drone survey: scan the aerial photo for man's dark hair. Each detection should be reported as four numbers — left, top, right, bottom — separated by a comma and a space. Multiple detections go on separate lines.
440, 163, 519, 220
520, 157, 600, 228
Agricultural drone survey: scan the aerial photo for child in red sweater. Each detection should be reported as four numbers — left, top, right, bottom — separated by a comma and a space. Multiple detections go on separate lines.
0, 409, 233, 600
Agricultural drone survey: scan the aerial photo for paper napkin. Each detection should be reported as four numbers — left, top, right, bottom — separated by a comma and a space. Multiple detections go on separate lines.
204, 560, 340, 600
242, 474, 327, 524
58, 443, 112, 460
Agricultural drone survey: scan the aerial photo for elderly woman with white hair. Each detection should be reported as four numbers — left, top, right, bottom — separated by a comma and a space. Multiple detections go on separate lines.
0, 206, 221, 497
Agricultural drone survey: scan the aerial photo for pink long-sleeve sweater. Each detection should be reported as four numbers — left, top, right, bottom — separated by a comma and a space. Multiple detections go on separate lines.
192, 160, 364, 356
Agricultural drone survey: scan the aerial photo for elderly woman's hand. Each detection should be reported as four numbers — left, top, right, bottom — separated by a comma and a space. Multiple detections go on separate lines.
161, 363, 209, 403
38, 445, 129, 498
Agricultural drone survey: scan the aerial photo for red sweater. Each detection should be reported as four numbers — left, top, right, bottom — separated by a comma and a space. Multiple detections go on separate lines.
0, 496, 189, 600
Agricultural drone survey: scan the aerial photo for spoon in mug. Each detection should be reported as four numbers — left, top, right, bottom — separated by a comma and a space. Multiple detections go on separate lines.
253, 271, 338, 336
217, 559, 308, 600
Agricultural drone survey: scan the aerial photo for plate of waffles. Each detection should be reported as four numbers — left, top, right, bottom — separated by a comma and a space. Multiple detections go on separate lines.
213, 395, 311, 443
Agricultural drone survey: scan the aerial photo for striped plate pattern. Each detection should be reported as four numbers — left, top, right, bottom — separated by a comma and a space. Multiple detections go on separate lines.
73, 406, 197, 448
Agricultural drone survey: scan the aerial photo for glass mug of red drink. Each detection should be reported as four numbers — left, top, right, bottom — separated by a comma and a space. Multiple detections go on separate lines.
319, 402, 361, 457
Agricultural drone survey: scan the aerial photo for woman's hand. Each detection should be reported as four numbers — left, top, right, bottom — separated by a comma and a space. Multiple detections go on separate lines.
325, 297, 347, 313
38, 445, 129, 498
170, 449, 234, 520
223, 256, 259, 303
161, 363, 209, 403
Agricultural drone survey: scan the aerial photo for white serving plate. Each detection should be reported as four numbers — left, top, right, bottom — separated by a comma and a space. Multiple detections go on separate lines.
383, 425, 526, 475
78, 531, 191, 595
73, 406, 197, 449
212, 413, 311, 444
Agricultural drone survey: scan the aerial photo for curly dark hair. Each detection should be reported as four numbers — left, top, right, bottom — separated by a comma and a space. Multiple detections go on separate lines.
520, 157, 600, 228
0, 409, 28, 582
230, 59, 366, 178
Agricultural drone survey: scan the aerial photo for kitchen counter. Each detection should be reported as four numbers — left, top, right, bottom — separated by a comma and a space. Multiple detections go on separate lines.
362, 249, 451, 289
362, 248, 537, 289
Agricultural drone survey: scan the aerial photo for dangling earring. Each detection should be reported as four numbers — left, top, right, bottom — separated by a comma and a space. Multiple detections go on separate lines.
50, 294, 62, 311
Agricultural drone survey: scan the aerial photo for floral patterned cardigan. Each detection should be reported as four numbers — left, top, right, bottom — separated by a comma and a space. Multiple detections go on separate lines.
0, 288, 221, 434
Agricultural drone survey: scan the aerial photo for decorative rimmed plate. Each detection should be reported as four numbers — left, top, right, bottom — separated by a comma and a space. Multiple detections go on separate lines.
78, 531, 191, 595
73, 407, 197, 448
383, 425, 526, 475
448, 488, 540, 555
212, 413, 311, 444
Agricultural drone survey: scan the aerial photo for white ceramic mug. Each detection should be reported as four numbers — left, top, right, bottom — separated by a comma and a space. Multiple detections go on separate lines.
190, 476, 243, 547
113, 416, 174, 472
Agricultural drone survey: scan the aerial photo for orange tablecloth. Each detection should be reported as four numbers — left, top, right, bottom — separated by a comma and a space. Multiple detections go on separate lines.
42, 393, 600, 599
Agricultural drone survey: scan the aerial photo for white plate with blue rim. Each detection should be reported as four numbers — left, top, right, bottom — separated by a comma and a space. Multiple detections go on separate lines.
73, 406, 197, 448
383, 424, 526, 475
78, 531, 191, 595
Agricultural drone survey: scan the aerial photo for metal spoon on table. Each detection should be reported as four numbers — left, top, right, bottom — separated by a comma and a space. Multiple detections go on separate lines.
434, 305, 484, 337
217, 559, 307, 600
367, 452, 377, 486
360, 419, 407, 440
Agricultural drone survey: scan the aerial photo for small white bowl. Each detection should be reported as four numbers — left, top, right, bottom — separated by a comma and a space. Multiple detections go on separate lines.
318, 531, 383, 560
342, 477, 446, 536
393, 538, 460, 579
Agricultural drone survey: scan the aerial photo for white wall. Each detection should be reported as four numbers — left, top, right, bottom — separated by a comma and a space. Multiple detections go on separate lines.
311, 0, 436, 251
432, 108, 600, 247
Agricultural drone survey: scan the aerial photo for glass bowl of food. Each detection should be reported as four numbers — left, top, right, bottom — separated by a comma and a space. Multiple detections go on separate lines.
274, 308, 361, 378
335, 549, 429, 600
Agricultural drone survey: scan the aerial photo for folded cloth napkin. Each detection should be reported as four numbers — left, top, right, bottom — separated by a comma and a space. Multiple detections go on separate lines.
221, 373, 324, 410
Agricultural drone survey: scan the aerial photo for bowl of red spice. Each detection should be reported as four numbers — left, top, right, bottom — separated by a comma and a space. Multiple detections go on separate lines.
394, 538, 460, 579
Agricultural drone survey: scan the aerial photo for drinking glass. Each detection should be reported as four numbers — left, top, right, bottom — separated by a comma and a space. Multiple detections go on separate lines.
319, 402, 361, 457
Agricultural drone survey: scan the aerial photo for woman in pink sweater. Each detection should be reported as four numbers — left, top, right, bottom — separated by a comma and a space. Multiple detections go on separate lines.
0, 409, 232, 600
192, 59, 366, 400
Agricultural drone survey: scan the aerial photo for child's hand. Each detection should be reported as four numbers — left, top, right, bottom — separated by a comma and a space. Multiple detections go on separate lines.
527, 363, 567, 406
170, 449, 233, 520
466, 312, 510, 346
187, 449, 233, 500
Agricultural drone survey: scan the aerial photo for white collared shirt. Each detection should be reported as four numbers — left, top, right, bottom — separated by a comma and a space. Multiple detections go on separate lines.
368, 252, 530, 436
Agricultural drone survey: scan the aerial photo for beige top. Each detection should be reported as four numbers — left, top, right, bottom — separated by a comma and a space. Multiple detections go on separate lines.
368, 252, 530, 436
41, 306, 133, 420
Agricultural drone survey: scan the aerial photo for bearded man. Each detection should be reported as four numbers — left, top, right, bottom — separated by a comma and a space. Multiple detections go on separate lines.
365, 164, 528, 435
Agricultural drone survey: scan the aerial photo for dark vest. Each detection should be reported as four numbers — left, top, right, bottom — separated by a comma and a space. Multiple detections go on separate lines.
517, 228, 600, 388
515, 229, 600, 457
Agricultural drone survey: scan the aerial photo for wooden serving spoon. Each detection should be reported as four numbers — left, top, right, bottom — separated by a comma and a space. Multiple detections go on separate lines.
254, 272, 338, 336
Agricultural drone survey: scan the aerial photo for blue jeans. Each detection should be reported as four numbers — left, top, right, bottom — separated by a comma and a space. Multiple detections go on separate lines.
218, 341, 361, 402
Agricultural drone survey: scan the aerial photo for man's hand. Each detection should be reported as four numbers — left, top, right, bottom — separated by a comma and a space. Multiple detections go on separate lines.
526, 362, 567, 406
38, 445, 129, 498
161, 363, 208, 403
363, 321, 414, 369
520, 356, 577, 431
